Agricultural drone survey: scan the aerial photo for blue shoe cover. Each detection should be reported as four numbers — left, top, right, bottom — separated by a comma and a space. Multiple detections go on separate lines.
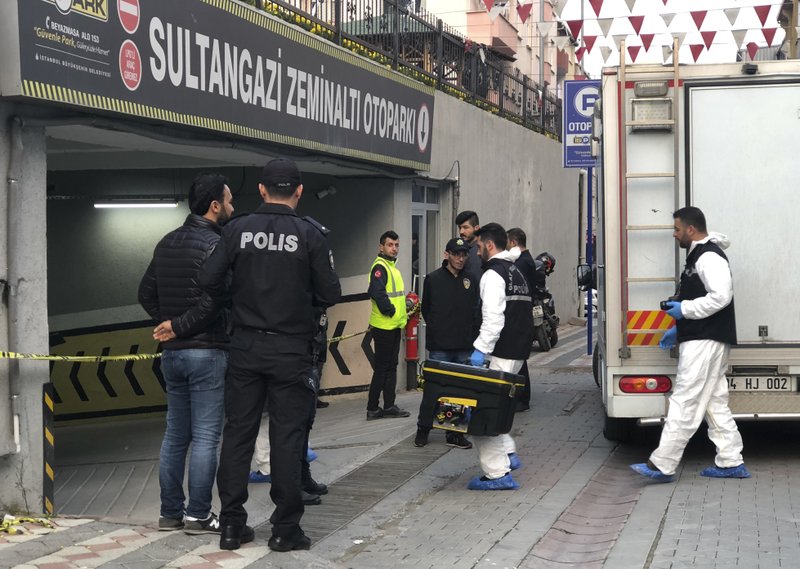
700, 464, 751, 479
630, 463, 675, 483
508, 453, 522, 471
248, 471, 272, 483
307, 448, 318, 463
467, 473, 520, 490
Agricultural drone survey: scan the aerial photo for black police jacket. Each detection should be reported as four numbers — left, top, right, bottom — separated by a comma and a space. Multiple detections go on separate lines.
138, 214, 229, 350
421, 262, 479, 351
200, 202, 341, 339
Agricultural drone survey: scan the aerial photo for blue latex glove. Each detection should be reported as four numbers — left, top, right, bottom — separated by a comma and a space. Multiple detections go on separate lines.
665, 301, 684, 320
470, 349, 486, 367
659, 327, 677, 350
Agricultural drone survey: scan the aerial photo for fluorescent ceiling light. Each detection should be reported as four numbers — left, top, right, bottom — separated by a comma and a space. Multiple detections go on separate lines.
94, 199, 179, 209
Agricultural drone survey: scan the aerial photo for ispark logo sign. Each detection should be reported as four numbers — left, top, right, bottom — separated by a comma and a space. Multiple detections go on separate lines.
45, 0, 109, 22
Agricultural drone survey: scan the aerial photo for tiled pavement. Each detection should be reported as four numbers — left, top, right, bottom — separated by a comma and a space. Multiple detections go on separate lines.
6, 324, 800, 568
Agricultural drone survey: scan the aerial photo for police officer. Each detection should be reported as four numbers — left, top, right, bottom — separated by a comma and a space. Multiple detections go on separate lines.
201, 158, 341, 552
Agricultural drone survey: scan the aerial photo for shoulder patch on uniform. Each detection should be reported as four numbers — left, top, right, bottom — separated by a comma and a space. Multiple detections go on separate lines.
301, 215, 330, 236
374, 269, 382, 279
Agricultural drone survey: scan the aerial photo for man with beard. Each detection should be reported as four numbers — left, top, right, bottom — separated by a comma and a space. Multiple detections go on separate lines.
468, 223, 533, 490
631, 206, 749, 482
138, 172, 234, 535
456, 210, 483, 284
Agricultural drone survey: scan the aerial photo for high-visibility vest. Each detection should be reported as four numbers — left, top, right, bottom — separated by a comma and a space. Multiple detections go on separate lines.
368, 256, 407, 330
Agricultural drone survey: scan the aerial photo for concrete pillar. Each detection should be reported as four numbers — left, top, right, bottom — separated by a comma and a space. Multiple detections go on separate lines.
0, 105, 50, 513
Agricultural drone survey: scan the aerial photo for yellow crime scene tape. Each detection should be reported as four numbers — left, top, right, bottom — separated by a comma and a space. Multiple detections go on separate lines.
1, 515, 54, 535
0, 303, 422, 362
0, 351, 161, 362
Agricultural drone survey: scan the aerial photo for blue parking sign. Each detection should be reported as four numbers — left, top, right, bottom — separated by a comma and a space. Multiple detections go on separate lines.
563, 80, 600, 168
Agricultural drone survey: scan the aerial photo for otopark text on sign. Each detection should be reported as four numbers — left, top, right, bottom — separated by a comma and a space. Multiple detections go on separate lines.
563, 80, 600, 168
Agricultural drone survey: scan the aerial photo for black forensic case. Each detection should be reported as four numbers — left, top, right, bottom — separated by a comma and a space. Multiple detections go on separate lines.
419, 360, 524, 437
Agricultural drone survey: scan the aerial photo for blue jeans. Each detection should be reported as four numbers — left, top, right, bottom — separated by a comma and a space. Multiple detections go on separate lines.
159, 348, 227, 520
428, 350, 472, 365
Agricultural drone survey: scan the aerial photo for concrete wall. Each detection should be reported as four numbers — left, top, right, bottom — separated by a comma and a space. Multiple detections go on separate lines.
429, 91, 582, 320
0, 104, 50, 512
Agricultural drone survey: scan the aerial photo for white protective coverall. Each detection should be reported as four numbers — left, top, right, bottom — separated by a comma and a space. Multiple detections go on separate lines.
472, 249, 522, 479
649, 233, 744, 476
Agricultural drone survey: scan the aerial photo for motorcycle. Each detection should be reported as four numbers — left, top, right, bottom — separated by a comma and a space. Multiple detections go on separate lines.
531, 252, 560, 352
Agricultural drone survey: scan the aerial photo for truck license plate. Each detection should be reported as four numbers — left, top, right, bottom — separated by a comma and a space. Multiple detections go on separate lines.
726, 376, 795, 392
532, 305, 544, 317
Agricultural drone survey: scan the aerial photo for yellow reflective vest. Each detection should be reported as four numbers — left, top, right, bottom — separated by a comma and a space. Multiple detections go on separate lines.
368, 256, 407, 330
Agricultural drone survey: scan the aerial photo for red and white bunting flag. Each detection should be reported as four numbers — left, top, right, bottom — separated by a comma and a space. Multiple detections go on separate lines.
754, 5, 771, 27
584, 35, 598, 53
662, 13, 675, 28
701, 31, 716, 50
627, 45, 641, 62
640, 33, 654, 51
600, 46, 612, 62
746, 41, 759, 60
553, 0, 568, 18
576, 47, 586, 61
598, 18, 613, 37
482, 0, 494, 11
762, 27, 777, 46
662, 0, 668, 4
537, 21, 557, 37
589, 0, 603, 17
661, 44, 673, 63
628, 15, 644, 35
554, 36, 571, 51
689, 44, 704, 62
612, 34, 627, 49
690, 10, 707, 30
731, 29, 747, 49
723, 8, 740, 27
674, 31, 687, 49
517, 1, 533, 24
623, 0, 636, 13
566, 20, 583, 39
488, 2, 508, 22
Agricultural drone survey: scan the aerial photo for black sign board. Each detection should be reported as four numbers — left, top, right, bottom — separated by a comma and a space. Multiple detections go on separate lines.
14, 0, 434, 169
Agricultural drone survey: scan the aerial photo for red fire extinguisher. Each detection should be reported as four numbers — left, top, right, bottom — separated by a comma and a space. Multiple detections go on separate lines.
404, 291, 420, 361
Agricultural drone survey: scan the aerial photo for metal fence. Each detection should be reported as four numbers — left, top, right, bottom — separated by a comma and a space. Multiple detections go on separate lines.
244, 0, 562, 139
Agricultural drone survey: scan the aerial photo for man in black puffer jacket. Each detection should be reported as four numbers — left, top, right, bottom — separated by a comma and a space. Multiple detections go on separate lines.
138, 172, 234, 536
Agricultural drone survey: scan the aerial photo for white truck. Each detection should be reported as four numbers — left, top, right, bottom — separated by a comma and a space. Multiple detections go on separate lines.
581, 54, 800, 441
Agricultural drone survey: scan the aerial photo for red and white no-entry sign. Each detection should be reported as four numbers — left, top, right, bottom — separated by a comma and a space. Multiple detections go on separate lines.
119, 40, 142, 91
118, 0, 140, 34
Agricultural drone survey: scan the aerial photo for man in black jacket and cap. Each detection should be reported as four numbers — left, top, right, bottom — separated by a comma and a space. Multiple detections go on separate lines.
414, 237, 479, 449
138, 172, 234, 536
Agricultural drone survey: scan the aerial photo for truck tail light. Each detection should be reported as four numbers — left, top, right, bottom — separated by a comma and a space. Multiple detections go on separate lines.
619, 375, 672, 393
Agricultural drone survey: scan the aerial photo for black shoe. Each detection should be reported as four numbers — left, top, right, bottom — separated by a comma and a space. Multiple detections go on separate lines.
414, 427, 429, 447
184, 512, 221, 535
268, 531, 311, 552
303, 477, 328, 495
515, 402, 530, 413
366, 408, 384, 420
316, 400, 330, 408
446, 433, 473, 449
301, 490, 321, 505
219, 524, 255, 551
382, 405, 410, 418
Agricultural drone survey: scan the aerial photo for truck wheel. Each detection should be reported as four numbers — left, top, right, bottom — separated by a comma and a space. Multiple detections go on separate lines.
549, 326, 559, 347
535, 326, 551, 352
603, 415, 636, 443
592, 345, 600, 388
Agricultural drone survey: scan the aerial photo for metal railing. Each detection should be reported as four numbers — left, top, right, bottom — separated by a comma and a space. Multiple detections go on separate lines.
244, 0, 562, 139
